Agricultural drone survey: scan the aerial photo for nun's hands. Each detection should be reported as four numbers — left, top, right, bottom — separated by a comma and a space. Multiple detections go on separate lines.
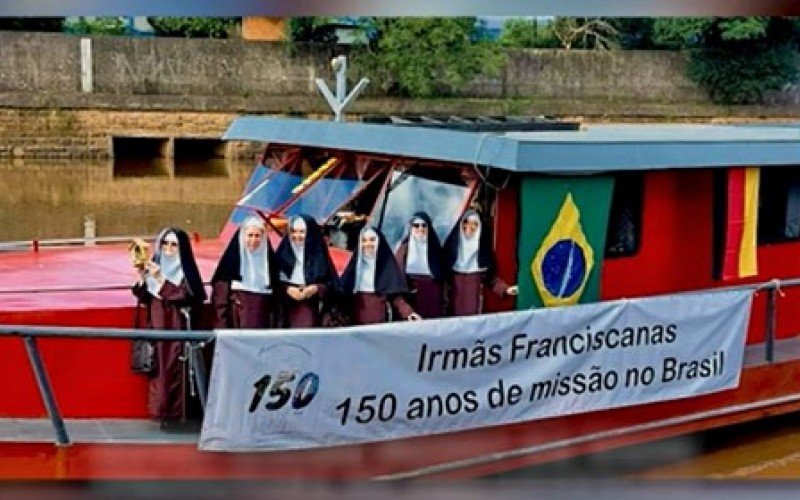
301, 285, 319, 299
286, 286, 303, 301
134, 267, 146, 284
407, 312, 422, 321
506, 285, 519, 296
146, 262, 164, 283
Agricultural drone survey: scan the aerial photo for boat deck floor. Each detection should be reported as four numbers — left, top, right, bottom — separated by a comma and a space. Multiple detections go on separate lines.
744, 337, 800, 366
0, 418, 199, 444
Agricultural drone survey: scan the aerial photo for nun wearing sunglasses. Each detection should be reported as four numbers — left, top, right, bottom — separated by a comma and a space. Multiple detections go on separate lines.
132, 227, 206, 427
394, 212, 446, 319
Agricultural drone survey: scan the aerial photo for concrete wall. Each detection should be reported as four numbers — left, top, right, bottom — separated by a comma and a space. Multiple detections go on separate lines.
91, 37, 314, 96
0, 108, 261, 160
0, 32, 80, 92
1, 31, 709, 103
504, 49, 705, 101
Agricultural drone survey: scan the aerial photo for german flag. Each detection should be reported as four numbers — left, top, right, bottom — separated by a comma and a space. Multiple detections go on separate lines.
716, 167, 759, 281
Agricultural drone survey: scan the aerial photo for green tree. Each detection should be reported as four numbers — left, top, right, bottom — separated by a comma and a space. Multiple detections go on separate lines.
607, 18, 656, 49
652, 17, 800, 104
498, 18, 559, 48
63, 17, 127, 36
287, 17, 339, 44
551, 17, 620, 50
352, 18, 502, 97
147, 17, 239, 38
0, 18, 63, 31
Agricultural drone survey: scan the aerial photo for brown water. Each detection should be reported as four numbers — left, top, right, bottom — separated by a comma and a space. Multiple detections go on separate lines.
490, 413, 800, 479
0, 159, 255, 241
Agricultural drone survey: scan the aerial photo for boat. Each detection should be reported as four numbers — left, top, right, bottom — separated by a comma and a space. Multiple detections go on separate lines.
3, 116, 800, 480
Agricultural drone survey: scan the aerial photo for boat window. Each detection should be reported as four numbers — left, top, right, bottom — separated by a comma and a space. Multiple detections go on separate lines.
371, 169, 474, 250
284, 175, 361, 219
604, 172, 643, 258
758, 166, 800, 244
228, 162, 361, 227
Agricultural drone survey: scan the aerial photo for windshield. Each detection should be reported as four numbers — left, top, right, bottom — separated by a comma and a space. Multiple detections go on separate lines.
228, 164, 361, 227
372, 170, 474, 250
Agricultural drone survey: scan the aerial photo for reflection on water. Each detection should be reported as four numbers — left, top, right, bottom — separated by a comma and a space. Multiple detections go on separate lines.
635, 413, 800, 479
0, 159, 255, 241
490, 412, 800, 479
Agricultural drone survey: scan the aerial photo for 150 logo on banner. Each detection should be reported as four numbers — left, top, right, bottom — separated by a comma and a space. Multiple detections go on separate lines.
248, 371, 320, 412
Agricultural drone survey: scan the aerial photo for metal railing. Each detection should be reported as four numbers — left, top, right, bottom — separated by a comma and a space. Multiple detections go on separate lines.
0, 325, 214, 447
1, 277, 800, 447
0, 235, 156, 252
0, 231, 201, 253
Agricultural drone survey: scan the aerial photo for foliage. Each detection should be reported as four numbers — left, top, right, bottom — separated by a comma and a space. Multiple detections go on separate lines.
652, 17, 800, 104
498, 18, 560, 48
146, 17, 239, 38
606, 18, 656, 49
0, 18, 63, 31
551, 17, 620, 50
63, 17, 127, 36
351, 18, 502, 98
287, 17, 339, 44
687, 45, 799, 104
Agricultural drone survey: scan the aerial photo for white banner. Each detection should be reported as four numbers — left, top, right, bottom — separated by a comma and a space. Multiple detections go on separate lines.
199, 289, 752, 452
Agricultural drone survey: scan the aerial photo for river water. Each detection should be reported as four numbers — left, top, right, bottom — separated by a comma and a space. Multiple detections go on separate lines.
489, 405, 800, 480
0, 159, 254, 241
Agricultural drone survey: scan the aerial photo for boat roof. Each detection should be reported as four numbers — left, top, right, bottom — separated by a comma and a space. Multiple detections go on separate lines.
225, 117, 800, 174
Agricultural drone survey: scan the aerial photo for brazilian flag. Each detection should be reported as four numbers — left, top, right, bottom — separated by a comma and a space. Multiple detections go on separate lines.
517, 176, 614, 309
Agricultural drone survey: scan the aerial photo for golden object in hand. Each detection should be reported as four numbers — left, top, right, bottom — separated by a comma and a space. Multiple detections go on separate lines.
129, 238, 151, 269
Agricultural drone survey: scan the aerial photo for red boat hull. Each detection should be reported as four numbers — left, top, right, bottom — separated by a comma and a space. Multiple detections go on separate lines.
2, 360, 799, 480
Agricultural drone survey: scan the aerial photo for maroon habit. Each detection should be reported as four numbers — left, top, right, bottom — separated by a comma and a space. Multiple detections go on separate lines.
395, 241, 445, 319
212, 282, 272, 328
448, 272, 509, 317
132, 280, 191, 422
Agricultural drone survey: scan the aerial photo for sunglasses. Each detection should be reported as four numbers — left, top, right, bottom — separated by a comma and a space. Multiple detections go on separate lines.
412, 222, 427, 228
161, 241, 179, 247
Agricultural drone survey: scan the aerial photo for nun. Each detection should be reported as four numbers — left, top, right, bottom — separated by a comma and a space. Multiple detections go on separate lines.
394, 212, 445, 319
132, 227, 207, 426
275, 214, 339, 328
210, 216, 278, 329
340, 226, 421, 325
443, 209, 518, 317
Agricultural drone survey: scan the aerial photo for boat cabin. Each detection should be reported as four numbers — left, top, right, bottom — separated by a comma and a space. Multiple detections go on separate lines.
224, 117, 800, 343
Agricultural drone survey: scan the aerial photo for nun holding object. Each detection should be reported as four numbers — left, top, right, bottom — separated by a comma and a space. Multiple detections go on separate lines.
131, 227, 206, 425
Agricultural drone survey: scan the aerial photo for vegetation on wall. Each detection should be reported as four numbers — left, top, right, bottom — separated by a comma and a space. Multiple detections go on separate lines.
652, 17, 800, 104
498, 18, 559, 49
146, 17, 240, 38
0, 18, 64, 32
63, 17, 127, 36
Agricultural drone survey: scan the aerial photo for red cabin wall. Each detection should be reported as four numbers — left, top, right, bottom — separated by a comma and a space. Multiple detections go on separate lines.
484, 181, 520, 313
601, 169, 800, 344
601, 170, 715, 298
